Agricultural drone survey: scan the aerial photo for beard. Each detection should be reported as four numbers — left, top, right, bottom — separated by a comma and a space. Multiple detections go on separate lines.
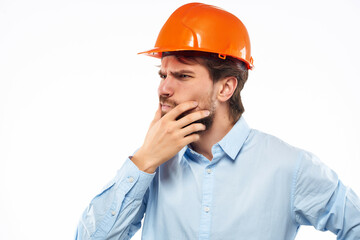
159, 96, 216, 132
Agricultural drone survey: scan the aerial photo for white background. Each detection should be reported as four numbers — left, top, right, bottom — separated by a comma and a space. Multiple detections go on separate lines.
1, 0, 359, 239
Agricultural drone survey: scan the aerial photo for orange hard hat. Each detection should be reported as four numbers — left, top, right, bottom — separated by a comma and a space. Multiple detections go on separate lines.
139, 2, 254, 69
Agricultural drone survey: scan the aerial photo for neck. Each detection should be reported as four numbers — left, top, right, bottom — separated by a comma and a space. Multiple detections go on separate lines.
190, 107, 235, 161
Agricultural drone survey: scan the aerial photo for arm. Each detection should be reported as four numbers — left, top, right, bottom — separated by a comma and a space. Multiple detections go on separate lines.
131, 101, 209, 174
75, 158, 154, 240
76, 101, 209, 239
292, 151, 360, 239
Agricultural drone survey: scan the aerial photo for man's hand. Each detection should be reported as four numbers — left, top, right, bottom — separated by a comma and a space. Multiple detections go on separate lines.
131, 101, 210, 173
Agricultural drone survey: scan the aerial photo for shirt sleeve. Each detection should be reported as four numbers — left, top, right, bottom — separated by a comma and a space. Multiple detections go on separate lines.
75, 158, 155, 240
292, 151, 360, 239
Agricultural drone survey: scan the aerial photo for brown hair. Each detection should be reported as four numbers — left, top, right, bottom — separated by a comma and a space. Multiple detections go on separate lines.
162, 51, 249, 123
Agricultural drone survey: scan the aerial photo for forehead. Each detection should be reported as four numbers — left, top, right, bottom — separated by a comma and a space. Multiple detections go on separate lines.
160, 55, 208, 73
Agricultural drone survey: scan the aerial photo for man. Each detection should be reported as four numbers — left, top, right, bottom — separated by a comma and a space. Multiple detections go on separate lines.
76, 3, 360, 239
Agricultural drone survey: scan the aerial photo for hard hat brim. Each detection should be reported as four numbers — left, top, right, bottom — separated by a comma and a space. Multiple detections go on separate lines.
138, 48, 254, 70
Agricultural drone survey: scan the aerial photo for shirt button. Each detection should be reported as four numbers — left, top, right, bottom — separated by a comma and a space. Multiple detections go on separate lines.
204, 207, 210, 213
111, 211, 116, 216
128, 177, 134, 183
206, 168, 212, 174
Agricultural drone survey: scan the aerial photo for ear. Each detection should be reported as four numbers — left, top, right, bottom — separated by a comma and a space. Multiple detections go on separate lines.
216, 77, 238, 102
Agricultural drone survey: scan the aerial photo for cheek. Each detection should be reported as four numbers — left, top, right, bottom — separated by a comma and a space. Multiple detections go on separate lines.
193, 96, 212, 112
175, 85, 201, 101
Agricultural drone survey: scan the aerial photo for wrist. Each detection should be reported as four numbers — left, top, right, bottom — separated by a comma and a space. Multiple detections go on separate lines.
131, 150, 158, 174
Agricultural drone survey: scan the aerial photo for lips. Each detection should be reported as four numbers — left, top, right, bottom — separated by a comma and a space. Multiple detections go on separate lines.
159, 96, 177, 114
161, 102, 173, 112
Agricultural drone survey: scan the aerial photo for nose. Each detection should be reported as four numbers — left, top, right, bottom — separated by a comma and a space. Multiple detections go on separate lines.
158, 75, 174, 98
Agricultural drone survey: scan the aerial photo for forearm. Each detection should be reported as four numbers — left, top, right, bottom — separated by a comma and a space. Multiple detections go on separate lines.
337, 188, 360, 240
75, 158, 155, 240
293, 151, 360, 239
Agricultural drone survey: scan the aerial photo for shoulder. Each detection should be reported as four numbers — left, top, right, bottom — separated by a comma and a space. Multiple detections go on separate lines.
246, 128, 304, 157
241, 128, 318, 173
246, 128, 334, 178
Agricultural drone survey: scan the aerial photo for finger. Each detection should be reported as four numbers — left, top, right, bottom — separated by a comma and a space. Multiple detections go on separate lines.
181, 133, 201, 146
180, 123, 206, 137
176, 109, 210, 128
164, 101, 198, 120
150, 104, 162, 127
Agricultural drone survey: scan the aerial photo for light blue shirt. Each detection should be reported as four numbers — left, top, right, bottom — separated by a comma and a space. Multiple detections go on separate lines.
76, 117, 360, 239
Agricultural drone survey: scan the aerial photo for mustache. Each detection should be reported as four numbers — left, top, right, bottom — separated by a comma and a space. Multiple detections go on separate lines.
159, 96, 185, 119
159, 96, 178, 108
160, 96, 201, 121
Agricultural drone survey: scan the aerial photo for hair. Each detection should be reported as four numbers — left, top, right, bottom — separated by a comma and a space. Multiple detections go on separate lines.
162, 51, 249, 123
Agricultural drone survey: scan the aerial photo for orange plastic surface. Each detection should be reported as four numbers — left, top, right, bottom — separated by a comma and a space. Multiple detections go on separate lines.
139, 3, 254, 69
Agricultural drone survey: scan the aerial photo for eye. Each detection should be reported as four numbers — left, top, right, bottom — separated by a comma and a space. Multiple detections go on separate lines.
180, 74, 190, 78
159, 74, 167, 79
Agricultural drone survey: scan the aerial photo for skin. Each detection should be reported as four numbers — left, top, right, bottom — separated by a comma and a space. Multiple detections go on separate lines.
131, 55, 238, 173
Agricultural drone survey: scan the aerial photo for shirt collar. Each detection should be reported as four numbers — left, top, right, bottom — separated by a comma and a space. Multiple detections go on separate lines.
182, 117, 251, 162
217, 116, 250, 160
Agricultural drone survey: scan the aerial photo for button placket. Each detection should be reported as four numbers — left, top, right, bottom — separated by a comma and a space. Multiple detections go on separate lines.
199, 164, 215, 239
128, 176, 134, 183
204, 206, 210, 213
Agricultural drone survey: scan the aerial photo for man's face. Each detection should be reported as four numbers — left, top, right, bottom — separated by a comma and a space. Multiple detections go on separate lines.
158, 55, 216, 129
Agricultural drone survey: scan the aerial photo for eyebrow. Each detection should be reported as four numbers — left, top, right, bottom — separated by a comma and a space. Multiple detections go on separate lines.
158, 69, 195, 77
